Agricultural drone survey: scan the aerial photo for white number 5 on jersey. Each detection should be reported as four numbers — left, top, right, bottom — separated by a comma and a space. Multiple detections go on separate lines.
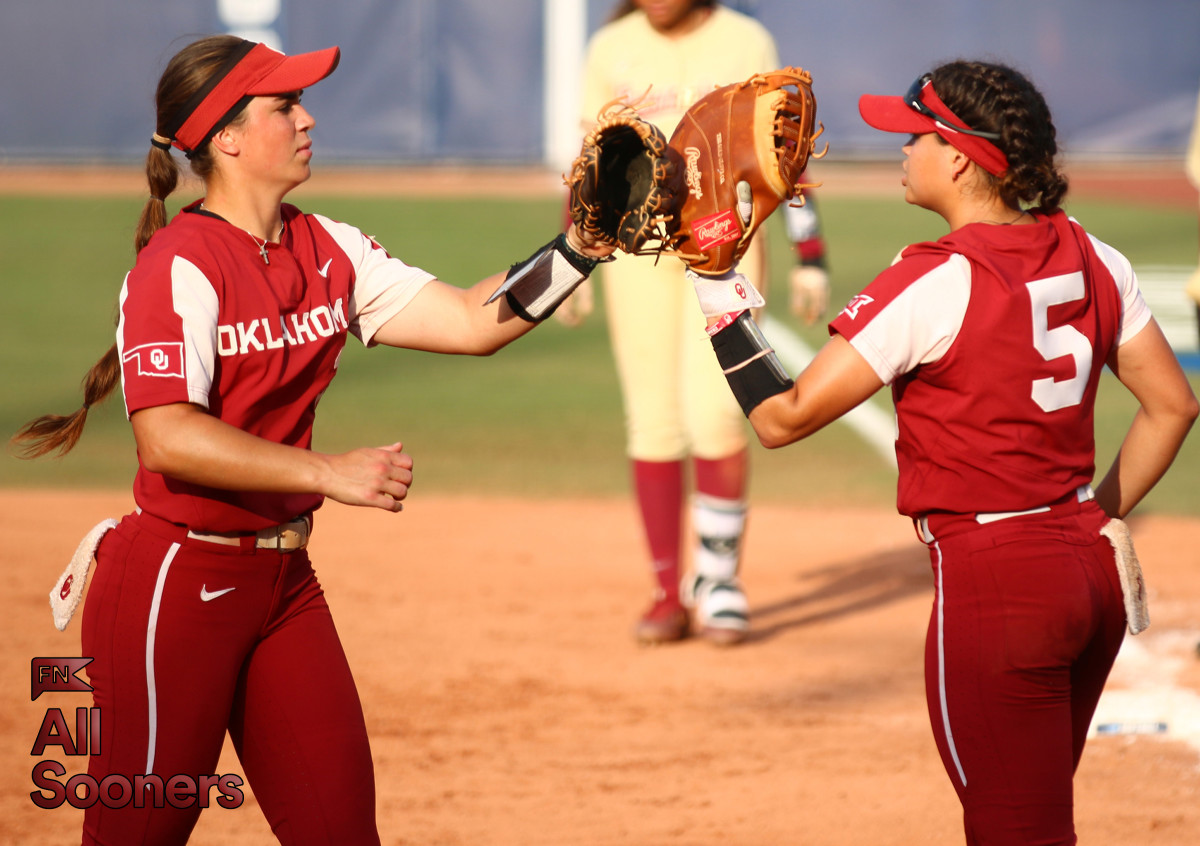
1027, 272, 1091, 412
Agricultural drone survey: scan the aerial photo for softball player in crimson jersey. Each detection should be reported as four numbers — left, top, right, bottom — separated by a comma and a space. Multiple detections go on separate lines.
14, 35, 611, 846
689, 60, 1196, 842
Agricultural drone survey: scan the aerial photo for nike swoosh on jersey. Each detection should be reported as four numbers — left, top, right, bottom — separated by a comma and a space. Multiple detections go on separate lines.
317, 258, 332, 277
200, 585, 236, 602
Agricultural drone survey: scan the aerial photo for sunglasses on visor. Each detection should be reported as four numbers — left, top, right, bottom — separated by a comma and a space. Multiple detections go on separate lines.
904, 74, 1002, 140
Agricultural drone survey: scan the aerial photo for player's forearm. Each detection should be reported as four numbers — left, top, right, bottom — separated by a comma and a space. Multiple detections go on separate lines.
369, 275, 530, 355
402, 266, 576, 355
132, 404, 332, 495
702, 305, 882, 449
376, 228, 611, 354
747, 335, 885, 449
1094, 405, 1197, 518
452, 272, 545, 354
748, 390, 816, 449
1097, 320, 1199, 517
749, 381, 842, 449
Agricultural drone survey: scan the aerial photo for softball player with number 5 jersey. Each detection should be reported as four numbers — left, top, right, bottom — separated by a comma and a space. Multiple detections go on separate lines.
14, 35, 612, 845
689, 60, 1197, 842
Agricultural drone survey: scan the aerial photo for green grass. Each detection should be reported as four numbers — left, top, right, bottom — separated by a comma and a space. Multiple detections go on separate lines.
1, 189, 1196, 515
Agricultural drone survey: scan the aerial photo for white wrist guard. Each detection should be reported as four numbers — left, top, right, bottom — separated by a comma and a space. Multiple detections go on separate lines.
486, 233, 600, 322
687, 268, 765, 318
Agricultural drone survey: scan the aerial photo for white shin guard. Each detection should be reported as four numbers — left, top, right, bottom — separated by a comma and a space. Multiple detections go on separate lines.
691, 494, 746, 583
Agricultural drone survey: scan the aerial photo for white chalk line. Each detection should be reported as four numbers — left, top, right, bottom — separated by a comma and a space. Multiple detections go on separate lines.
760, 314, 897, 469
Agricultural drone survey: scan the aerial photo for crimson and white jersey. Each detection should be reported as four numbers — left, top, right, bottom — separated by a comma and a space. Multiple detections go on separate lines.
117, 202, 435, 531
830, 211, 1151, 517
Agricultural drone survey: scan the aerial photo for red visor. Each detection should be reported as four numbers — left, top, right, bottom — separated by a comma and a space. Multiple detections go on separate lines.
170, 41, 340, 154
858, 77, 1009, 176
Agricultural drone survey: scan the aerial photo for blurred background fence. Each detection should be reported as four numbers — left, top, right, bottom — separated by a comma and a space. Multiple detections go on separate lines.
1, 0, 1198, 168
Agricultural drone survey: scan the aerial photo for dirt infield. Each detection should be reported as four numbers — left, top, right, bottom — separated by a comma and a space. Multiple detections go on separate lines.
3, 489, 1198, 845
2, 158, 1196, 843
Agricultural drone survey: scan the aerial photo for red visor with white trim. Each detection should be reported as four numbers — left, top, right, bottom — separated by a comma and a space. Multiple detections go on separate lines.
858, 75, 1009, 176
167, 41, 340, 154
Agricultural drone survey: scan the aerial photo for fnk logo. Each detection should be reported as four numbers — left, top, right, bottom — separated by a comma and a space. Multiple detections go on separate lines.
28, 657, 244, 811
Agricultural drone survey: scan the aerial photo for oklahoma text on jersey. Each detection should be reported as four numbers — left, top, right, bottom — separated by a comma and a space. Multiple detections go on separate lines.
217, 299, 348, 356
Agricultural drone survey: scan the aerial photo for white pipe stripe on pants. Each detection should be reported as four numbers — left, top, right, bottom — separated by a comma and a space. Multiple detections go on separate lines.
144, 542, 180, 775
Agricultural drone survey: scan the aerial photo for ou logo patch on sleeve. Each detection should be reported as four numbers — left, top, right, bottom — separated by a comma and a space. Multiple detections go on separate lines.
122, 342, 185, 378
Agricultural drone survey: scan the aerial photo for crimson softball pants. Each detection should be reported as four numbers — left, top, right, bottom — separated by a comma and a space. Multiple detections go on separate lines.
922, 505, 1125, 845
80, 511, 379, 845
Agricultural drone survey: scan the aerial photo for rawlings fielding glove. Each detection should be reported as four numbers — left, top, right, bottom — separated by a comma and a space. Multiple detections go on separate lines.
566, 100, 678, 255
666, 67, 826, 276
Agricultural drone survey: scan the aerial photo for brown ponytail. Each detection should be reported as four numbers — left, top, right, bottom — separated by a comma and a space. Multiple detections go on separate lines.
11, 142, 178, 458
136, 146, 179, 253
11, 345, 121, 458
11, 35, 246, 459
9, 145, 169, 458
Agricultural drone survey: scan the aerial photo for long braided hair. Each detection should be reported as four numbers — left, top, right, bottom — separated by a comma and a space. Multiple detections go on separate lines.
11, 36, 248, 458
930, 59, 1068, 214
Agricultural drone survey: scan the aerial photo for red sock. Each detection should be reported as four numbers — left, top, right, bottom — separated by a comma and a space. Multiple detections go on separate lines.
693, 449, 748, 501
632, 459, 684, 599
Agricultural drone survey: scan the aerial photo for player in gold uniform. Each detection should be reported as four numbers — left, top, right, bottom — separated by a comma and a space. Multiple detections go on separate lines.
562, 0, 829, 645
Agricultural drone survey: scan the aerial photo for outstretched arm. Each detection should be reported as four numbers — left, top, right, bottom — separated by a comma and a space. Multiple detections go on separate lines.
371, 224, 614, 354
749, 334, 885, 448
691, 268, 885, 448
1094, 319, 1198, 518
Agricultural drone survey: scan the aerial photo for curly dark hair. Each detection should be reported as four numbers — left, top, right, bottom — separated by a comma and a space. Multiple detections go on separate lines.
931, 60, 1068, 214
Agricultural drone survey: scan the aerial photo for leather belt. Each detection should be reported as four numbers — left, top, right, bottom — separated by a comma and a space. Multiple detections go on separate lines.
915, 485, 1095, 543
187, 516, 311, 551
